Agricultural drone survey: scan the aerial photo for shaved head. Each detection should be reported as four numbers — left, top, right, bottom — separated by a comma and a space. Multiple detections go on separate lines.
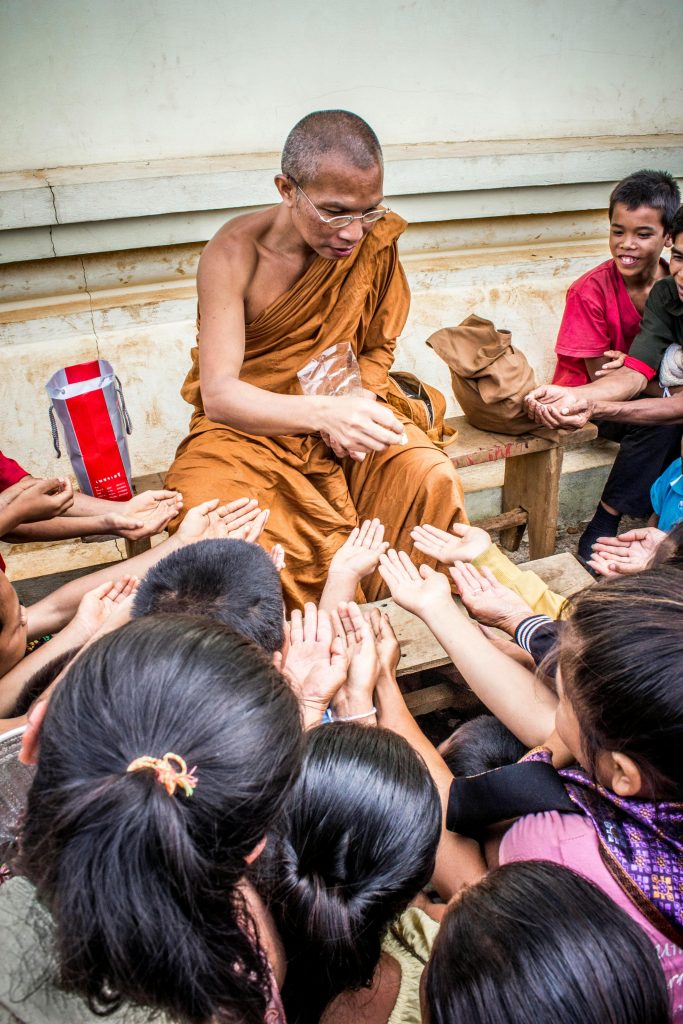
281, 110, 383, 188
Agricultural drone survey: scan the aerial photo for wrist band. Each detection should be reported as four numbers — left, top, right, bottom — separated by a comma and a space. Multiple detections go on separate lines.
333, 706, 377, 723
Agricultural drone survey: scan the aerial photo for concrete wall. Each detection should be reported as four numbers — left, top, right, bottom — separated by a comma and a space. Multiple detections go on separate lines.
3, 0, 683, 172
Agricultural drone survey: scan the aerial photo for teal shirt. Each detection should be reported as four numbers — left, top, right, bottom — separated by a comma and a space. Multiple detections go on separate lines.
650, 457, 683, 532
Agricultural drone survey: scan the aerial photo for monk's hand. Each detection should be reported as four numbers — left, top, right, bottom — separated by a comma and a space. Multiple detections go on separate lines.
328, 519, 389, 584
281, 603, 350, 729
411, 521, 491, 564
330, 601, 380, 723
378, 549, 452, 619
321, 395, 405, 454
588, 526, 667, 578
448, 561, 534, 635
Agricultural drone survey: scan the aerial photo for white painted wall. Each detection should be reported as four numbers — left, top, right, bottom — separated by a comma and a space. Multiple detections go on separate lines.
2, 0, 682, 173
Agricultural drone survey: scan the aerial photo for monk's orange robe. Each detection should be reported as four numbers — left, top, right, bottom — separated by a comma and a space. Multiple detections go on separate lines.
165, 214, 467, 609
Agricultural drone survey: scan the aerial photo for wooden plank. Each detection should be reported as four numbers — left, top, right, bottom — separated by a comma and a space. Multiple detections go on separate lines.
404, 683, 461, 716
475, 507, 527, 533
444, 416, 555, 469
522, 551, 594, 598
501, 446, 563, 558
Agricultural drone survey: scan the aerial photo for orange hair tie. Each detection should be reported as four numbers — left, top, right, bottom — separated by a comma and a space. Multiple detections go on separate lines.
127, 752, 198, 797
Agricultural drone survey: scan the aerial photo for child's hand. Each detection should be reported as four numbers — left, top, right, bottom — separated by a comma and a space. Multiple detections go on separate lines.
280, 603, 349, 728
410, 521, 491, 564
0, 476, 74, 528
588, 526, 667, 577
68, 576, 140, 645
378, 549, 452, 618
330, 601, 380, 721
176, 497, 266, 544
595, 350, 626, 377
448, 561, 534, 634
328, 519, 389, 582
369, 606, 401, 678
108, 489, 183, 540
270, 544, 286, 571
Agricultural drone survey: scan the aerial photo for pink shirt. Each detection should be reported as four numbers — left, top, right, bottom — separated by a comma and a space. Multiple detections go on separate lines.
552, 259, 644, 387
500, 810, 683, 1022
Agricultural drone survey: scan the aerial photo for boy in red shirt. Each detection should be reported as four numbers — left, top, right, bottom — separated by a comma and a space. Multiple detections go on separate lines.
550, 170, 682, 560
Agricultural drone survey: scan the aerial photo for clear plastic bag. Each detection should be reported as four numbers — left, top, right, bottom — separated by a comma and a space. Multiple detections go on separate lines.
297, 342, 363, 398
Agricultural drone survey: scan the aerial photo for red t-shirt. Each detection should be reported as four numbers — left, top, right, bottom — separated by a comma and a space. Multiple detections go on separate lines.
0, 452, 29, 573
552, 259, 665, 387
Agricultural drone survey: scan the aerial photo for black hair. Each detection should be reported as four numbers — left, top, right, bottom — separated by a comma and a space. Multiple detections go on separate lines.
559, 567, 683, 798
257, 723, 441, 1023
608, 169, 680, 232
281, 110, 383, 188
131, 538, 284, 652
669, 205, 683, 247
11, 647, 79, 717
439, 715, 526, 777
425, 860, 672, 1024
18, 615, 303, 1024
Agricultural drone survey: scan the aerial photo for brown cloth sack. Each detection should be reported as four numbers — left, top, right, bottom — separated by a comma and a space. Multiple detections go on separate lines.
427, 314, 536, 435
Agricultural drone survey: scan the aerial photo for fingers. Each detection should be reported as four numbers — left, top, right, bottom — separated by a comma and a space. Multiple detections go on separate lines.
289, 608, 303, 646
218, 498, 259, 526
239, 508, 269, 542
270, 544, 286, 571
316, 608, 333, 647
397, 550, 421, 580
344, 526, 360, 548
368, 606, 383, 640
192, 498, 221, 516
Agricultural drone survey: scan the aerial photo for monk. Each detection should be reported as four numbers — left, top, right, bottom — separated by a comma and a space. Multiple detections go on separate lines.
165, 110, 467, 608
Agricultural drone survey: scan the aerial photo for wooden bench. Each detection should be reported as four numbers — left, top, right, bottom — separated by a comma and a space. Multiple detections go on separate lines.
444, 416, 598, 561
362, 551, 594, 716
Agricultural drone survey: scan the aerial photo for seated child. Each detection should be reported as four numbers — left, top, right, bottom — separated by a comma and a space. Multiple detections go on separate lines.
131, 537, 284, 652
256, 722, 442, 1024
3, 615, 303, 1023
548, 171, 682, 557
425, 861, 671, 1024
649, 440, 683, 532
376, 557, 683, 1018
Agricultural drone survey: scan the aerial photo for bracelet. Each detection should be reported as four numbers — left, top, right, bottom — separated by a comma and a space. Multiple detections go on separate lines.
332, 706, 377, 723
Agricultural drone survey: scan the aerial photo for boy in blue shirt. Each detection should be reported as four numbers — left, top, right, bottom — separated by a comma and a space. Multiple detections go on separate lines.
650, 444, 683, 532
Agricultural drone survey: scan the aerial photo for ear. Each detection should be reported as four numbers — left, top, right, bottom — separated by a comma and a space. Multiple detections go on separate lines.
274, 174, 296, 206
663, 231, 672, 248
607, 751, 642, 797
244, 835, 267, 864
18, 698, 50, 766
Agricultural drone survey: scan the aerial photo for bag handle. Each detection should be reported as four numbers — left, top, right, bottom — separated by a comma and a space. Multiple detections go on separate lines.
115, 376, 133, 435
48, 405, 61, 458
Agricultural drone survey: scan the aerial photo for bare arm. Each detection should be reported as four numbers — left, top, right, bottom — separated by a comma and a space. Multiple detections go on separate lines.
526, 366, 648, 428
592, 392, 683, 425
197, 241, 404, 451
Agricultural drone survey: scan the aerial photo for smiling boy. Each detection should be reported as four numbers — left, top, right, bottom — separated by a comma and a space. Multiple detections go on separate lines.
549, 170, 681, 559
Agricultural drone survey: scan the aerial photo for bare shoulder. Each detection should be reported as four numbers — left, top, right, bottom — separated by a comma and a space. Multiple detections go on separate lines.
199, 209, 275, 296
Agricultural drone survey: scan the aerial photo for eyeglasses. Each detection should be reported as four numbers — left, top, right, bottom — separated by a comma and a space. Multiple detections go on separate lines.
290, 178, 390, 228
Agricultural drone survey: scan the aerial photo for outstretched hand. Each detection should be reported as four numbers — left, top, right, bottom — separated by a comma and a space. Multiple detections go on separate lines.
411, 521, 491, 564
176, 497, 267, 544
378, 548, 452, 618
369, 606, 401, 678
107, 489, 183, 541
448, 560, 534, 635
68, 575, 140, 646
280, 603, 349, 728
330, 601, 380, 721
588, 526, 667, 578
524, 385, 592, 430
328, 518, 389, 582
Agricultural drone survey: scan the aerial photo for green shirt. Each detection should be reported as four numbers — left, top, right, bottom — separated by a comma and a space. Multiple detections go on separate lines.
626, 277, 683, 379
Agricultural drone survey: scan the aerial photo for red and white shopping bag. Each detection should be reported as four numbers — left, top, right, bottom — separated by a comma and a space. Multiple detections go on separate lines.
46, 359, 134, 501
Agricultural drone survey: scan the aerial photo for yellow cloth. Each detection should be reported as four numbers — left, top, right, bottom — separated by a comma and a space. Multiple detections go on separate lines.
473, 544, 567, 619
382, 906, 440, 1024
166, 214, 467, 610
